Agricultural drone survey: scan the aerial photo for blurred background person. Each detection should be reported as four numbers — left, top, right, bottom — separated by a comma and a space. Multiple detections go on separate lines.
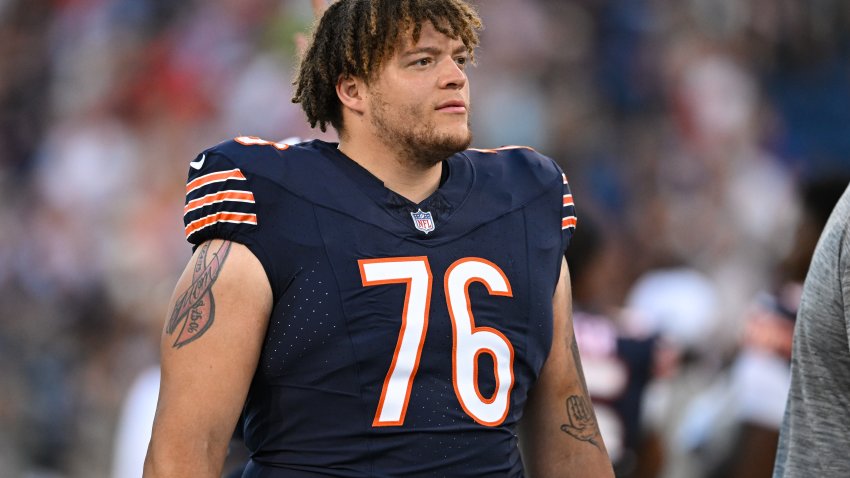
567, 215, 676, 478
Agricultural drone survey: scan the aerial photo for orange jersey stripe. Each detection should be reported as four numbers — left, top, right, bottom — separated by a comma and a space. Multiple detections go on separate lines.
562, 216, 577, 229
184, 190, 256, 214
186, 169, 246, 194
563, 194, 574, 207
235, 136, 292, 150
467, 145, 535, 154
185, 212, 257, 238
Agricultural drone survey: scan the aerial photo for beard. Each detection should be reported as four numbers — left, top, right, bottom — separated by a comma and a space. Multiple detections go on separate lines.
370, 91, 473, 169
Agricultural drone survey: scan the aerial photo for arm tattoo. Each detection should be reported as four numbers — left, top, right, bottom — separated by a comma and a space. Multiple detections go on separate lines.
570, 336, 591, 398
560, 336, 603, 450
166, 241, 233, 348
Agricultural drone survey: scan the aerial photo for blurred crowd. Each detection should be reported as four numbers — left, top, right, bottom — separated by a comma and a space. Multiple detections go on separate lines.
1, 0, 849, 477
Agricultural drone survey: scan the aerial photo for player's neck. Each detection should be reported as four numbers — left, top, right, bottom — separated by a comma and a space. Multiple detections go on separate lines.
338, 138, 443, 204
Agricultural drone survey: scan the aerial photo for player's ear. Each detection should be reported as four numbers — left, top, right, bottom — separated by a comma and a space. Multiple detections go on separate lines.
336, 75, 366, 115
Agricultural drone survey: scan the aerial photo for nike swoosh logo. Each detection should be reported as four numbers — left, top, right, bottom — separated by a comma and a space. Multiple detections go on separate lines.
190, 154, 206, 170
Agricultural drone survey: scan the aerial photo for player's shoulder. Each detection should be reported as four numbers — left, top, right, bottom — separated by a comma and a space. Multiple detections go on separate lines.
181, 137, 333, 245
464, 144, 552, 166
198, 136, 324, 167
184, 136, 335, 194
461, 145, 566, 190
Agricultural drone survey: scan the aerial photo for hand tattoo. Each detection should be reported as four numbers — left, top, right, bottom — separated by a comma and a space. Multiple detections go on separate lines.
166, 241, 232, 348
560, 336, 603, 449
560, 395, 602, 449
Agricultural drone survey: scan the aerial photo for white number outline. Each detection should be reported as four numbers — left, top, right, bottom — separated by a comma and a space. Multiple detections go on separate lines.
445, 258, 515, 426
359, 256, 515, 427
358, 257, 432, 427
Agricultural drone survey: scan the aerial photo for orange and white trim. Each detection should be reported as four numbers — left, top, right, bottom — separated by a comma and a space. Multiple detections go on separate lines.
185, 212, 258, 239
184, 190, 256, 215
562, 174, 576, 230
186, 169, 247, 195
468, 145, 535, 154
235, 135, 292, 150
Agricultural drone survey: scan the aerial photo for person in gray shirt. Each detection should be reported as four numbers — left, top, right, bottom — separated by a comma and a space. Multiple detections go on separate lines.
774, 183, 850, 477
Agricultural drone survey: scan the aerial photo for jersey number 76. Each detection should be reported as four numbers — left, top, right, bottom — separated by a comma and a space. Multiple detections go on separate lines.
359, 256, 515, 428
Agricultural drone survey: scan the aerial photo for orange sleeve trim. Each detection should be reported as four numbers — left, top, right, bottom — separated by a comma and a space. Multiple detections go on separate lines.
184, 190, 255, 214
185, 212, 258, 238
562, 217, 577, 229
186, 169, 246, 194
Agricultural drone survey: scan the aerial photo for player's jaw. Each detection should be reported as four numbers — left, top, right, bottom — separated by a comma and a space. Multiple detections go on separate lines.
409, 102, 472, 168
371, 92, 472, 169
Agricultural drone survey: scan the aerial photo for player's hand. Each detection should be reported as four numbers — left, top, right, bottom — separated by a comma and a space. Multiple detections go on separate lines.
296, 0, 330, 56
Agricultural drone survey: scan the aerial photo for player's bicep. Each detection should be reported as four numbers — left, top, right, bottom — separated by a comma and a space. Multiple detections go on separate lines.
147, 240, 271, 475
519, 258, 613, 477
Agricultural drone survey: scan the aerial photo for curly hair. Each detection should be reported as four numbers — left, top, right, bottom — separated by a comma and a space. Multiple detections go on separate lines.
292, 0, 483, 133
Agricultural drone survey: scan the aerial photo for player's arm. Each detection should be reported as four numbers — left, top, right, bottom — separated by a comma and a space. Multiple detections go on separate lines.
144, 239, 272, 477
519, 258, 615, 478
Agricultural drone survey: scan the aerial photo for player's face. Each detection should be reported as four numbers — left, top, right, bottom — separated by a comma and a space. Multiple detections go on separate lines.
367, 21, 472, 168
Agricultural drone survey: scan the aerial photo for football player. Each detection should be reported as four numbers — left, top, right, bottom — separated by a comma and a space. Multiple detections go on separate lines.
144, 1, 614, 477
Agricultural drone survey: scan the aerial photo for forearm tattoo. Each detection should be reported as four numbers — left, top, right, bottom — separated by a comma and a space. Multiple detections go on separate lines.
166, 241, 232, 348
560, 336, 603, 450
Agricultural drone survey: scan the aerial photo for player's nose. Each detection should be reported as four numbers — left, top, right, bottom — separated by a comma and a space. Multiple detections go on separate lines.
439, 57, 467, 90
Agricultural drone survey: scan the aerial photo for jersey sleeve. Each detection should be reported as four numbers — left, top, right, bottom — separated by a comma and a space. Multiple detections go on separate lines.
182, 150, 259, 247
470, 145, 578, 258
560, 170, 577, 254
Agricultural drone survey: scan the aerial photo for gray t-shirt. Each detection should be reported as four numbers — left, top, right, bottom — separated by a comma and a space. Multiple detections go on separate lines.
774, 184, 850, 477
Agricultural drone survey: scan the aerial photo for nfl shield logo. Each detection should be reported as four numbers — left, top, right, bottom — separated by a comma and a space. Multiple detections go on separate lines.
410, 209, 435, 234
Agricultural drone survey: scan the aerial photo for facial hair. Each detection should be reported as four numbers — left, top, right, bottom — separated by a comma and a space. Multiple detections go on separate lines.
370, 90, 473, 169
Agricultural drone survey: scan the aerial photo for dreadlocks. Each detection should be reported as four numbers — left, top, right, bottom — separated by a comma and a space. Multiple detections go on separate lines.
292, 0, 482, 133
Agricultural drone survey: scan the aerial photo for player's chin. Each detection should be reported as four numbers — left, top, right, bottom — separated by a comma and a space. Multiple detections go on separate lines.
440, 120, 472, 142
441, 127, 473, 152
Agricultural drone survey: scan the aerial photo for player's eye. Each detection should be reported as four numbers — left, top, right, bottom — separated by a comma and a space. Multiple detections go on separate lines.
455, 56, 468, 68
412, 57, 432, 67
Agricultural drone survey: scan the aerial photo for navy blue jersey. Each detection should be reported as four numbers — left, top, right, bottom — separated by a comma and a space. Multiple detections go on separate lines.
182, 137, 576, 477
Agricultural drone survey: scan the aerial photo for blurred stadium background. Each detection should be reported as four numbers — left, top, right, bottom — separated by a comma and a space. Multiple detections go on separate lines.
1, 0, 849, 476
